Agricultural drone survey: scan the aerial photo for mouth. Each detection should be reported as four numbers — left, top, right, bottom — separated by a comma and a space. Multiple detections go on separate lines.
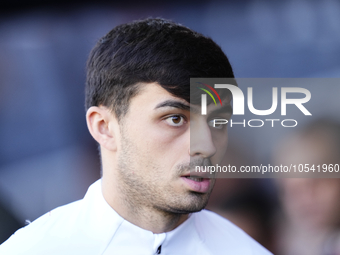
183, 176, 205, 182
180, 173, 212, 193
181, 170, 211, 179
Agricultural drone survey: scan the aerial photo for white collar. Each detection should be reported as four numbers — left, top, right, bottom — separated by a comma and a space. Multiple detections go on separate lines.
80, 179, 206, 254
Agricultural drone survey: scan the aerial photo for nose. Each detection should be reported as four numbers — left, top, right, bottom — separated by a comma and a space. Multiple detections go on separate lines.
189, 119, 217, 158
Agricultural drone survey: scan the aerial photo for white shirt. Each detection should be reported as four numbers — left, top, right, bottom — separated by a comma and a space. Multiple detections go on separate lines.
0, 180, 273, 255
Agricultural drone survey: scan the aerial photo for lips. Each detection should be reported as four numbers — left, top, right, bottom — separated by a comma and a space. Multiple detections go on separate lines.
184, 176, 205, 182
180, 172, 212, 193
181, 170, 211, 179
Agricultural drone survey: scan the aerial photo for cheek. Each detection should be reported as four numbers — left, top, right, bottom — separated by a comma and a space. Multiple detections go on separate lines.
150, 128, 189, 167
211, 129, 228, 164
318, 184, 340, 217
140, 117, 188, 149
127, 122, 189, 171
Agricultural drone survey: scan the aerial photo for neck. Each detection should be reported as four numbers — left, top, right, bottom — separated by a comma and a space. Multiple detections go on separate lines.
101, 174, 188, 233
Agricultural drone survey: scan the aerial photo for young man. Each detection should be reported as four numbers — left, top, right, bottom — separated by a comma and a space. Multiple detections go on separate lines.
0, 18, 272, 254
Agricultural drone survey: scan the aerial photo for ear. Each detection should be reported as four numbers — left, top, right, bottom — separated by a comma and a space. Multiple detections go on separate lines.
86, 106, 118, 151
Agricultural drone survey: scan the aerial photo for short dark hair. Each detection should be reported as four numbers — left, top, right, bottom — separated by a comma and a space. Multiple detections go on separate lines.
85, 18, 234, 120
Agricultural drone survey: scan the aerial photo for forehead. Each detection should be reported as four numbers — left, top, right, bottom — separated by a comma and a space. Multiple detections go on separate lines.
130, 82, 188, 107
130, 82, 230, 114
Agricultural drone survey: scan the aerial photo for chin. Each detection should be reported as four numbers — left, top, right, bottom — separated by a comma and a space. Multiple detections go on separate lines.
166, 192, 210, 214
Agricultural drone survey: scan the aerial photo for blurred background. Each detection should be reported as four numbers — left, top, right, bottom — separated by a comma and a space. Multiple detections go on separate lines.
1, 0, 340, 254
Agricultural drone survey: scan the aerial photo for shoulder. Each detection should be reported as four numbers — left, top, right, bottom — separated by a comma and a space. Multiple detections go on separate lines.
0, 180, 117, 255
0, 199, 83, 255
193, 209, 273, 255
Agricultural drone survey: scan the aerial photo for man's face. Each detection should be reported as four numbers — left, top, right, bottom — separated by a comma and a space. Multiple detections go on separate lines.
112, 82, 229, 214
275, 135, 340, 229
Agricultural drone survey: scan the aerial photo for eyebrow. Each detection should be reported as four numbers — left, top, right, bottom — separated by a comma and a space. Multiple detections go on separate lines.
155, 100, 191, 111
154, 99, 232, 115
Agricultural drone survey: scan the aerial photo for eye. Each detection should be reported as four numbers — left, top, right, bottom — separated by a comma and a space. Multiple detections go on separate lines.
165, 115, 186, 127
208, 119, 226, 130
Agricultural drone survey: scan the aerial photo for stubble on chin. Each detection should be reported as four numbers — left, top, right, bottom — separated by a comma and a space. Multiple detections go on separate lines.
117, 126, 215, 216
156, 158, 216, 214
